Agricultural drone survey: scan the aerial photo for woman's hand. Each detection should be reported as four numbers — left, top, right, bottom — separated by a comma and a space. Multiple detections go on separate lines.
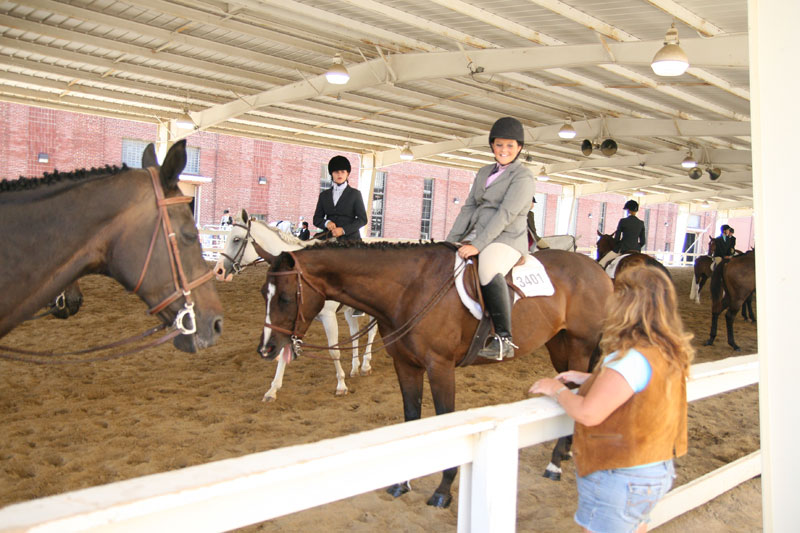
554, 370, 591, 385
457, 244, 479, 259
331, 227, 344, 237
528, 377, 564, 397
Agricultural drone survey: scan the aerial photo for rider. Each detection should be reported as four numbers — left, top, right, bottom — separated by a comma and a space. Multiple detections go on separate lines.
446, 116, 535, 361
313, 155, 367, 242
527, 196, 549, 250
712, 224, 734, 269
598, 199, 646, 268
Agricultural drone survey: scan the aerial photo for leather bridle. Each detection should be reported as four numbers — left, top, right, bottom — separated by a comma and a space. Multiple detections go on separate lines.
132, 166, 215, 334
219, 220, 258, 275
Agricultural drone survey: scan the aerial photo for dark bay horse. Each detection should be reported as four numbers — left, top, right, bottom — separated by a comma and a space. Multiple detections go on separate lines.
0, 141, 223, 352
256, 241, 613, 507
45, 281, 84, 320
703, 251, 756, 351
596, 231, 672, 281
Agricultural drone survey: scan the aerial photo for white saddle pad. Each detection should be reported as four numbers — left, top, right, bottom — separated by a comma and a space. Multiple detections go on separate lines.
604, 253, 631, 279
455, 255, 556, 320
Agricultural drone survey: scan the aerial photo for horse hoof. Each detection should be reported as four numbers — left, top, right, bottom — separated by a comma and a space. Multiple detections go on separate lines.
426, 492, 452, 508
387, 482, 411, 498
335, 389, 349, 397
262, 395, 276, 403
542, 469, 561, 481
360, 368, 372, 377
702, 339, 714, 346
731, 345, 741, 352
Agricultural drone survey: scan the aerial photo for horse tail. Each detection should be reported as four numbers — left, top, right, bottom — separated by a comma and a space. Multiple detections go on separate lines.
689, 274, 698, 301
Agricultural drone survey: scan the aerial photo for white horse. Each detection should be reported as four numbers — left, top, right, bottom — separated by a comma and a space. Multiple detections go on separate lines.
533, 234, 578, 252
213, 210, 376, 402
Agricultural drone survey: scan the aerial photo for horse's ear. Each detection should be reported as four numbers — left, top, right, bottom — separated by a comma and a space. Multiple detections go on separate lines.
253, 241, 280, 264
596, 230, 603, 237
141, 143, 159, 168
159, 140, 187, 189
241, 208, 249, 222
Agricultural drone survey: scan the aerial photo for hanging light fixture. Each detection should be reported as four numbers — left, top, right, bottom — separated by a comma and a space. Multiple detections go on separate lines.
701, 200, 711, 208
176, 108, 195, 130
536, 167, 550, 181
681, 151, 697, 168
399, 143, 414, 161
651, 23, 689, 76
325, 54, 350, 85
558, 119, 577, 139
633, 190, 646, 197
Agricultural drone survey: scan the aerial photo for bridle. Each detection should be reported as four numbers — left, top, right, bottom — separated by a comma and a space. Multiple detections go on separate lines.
131, 166, 215, 335
219, 219, 261, 274
262, 251, 328, 354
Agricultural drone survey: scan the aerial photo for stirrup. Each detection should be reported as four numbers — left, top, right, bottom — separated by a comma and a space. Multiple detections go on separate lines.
477, 335, 518, 361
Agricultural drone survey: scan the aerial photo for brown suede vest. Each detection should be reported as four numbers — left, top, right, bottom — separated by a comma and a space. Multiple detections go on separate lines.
572, 345, 688, 477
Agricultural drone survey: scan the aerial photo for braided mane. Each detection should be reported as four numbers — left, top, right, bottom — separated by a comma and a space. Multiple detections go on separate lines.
1, 164, 129, 193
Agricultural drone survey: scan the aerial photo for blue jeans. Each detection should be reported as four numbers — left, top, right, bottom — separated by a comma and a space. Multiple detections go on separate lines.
575, 460, 675, 532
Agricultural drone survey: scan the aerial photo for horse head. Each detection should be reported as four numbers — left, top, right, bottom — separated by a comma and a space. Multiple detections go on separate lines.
257, 249, 327, 362
595, 231, 617, 260
708, 236, 716, 256
113, 140, 223, 353
214, 208, 258, 281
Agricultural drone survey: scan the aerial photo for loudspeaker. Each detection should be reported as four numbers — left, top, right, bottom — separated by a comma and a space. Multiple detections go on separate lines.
600, 138, 617, 156
688, 167, 703, 180
707, 167, 722, 180
581, 139, 593, 156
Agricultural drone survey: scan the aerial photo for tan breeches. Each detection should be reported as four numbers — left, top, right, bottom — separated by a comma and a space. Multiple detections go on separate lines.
478, 242, 522, 285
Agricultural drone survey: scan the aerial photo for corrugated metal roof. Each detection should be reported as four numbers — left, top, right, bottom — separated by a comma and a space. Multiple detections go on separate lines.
0, 0, 752, 211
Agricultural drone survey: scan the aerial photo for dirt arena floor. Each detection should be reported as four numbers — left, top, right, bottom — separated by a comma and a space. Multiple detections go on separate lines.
0, 264, 760, 531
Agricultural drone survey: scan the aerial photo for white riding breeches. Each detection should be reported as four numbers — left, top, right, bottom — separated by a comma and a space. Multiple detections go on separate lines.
478, 242, 522, 285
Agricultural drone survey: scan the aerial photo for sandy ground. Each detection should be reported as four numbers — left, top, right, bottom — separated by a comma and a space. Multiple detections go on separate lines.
0, 265, 760, 531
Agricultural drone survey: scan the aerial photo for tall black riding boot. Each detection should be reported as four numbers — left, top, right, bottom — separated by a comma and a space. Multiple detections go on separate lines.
478, 274, 517, 361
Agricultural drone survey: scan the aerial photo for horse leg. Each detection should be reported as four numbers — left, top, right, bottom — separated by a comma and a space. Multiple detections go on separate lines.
360, 318, 376, 376
262, 357, 287, 402
342, 308, 362, 378
704, 312, 720, 346
696, 274, 708, 303
725, 309, 741, 351
425, 361, 458, 508
386, 359, 425, 499
689, 273, 699, 303
318, 310, 348, 396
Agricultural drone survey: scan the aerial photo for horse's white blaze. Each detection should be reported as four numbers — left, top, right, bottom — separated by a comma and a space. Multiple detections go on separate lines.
262, 282, 276, 347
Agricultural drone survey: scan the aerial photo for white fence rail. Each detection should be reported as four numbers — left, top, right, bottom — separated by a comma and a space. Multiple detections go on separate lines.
0, 354, 759, 532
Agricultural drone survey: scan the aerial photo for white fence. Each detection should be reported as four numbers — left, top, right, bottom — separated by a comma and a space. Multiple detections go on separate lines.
0, 354, 759, 532
199, 226, 229, 262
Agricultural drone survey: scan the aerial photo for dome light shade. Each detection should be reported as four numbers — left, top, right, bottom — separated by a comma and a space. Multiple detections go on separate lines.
681, 154, 697, 168
536, 169, 550, 181
558, 121, 577, 139
651, 24, 689, 76
399, 144, 414, 161
176, 110, 195, 130
325, 54, 350, 85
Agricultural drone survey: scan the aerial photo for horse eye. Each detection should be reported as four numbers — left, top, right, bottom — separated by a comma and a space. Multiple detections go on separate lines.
232, 237, 241, 243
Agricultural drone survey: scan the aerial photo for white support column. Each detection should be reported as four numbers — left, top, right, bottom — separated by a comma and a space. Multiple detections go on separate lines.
749, 1, 800, 530
462, 422, 519, 533
554, 186, 576, 235
359, 153, 376, 239
671, 206, 690, 266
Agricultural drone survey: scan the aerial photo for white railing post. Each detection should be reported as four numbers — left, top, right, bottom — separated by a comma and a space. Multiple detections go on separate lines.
463, 422, 519, 533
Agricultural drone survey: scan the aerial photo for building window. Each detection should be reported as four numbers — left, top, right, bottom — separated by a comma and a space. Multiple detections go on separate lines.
320, 164, 332, 191
184, 146, 200, 175
370, 171, 387, 237
598, 202, 607, 234
420, 178, 434, 239
688, 214, 701, 229
121, 139, 151, 168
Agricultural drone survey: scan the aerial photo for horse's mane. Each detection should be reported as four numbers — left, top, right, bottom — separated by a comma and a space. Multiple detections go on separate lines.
304, 239, 458, 252
255, 220, 305, 246
0, 164, 129, 193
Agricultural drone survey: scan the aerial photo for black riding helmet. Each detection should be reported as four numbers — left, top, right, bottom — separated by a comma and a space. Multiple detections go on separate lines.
489, 117, 525, 147
328, 155, 351, 175
623, 199, 639, 212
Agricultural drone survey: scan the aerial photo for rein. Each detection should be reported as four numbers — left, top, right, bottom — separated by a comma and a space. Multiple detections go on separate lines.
0, 166, 214, 364
263, 251, 465, 357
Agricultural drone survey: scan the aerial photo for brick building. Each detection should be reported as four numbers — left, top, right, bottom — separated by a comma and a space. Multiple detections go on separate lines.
2, 102, 751, 255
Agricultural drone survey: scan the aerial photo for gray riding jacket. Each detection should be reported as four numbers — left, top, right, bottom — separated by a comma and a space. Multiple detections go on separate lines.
446, 159, 535, 255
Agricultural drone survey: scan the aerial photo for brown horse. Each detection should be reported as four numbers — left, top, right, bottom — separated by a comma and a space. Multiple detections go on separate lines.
703, 250, 756, 351
690, 237, 716, 303
256, 241, 613, 507
0, 141, 223, 352
595, 231, 672, 281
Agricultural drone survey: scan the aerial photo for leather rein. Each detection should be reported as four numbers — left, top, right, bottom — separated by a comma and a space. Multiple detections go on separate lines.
219, 219, 264, 274
0, 166, 215, 364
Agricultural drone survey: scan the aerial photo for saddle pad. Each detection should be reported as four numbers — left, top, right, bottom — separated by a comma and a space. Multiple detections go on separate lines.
455, 254, 555, 321
604, 253, 630, 279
